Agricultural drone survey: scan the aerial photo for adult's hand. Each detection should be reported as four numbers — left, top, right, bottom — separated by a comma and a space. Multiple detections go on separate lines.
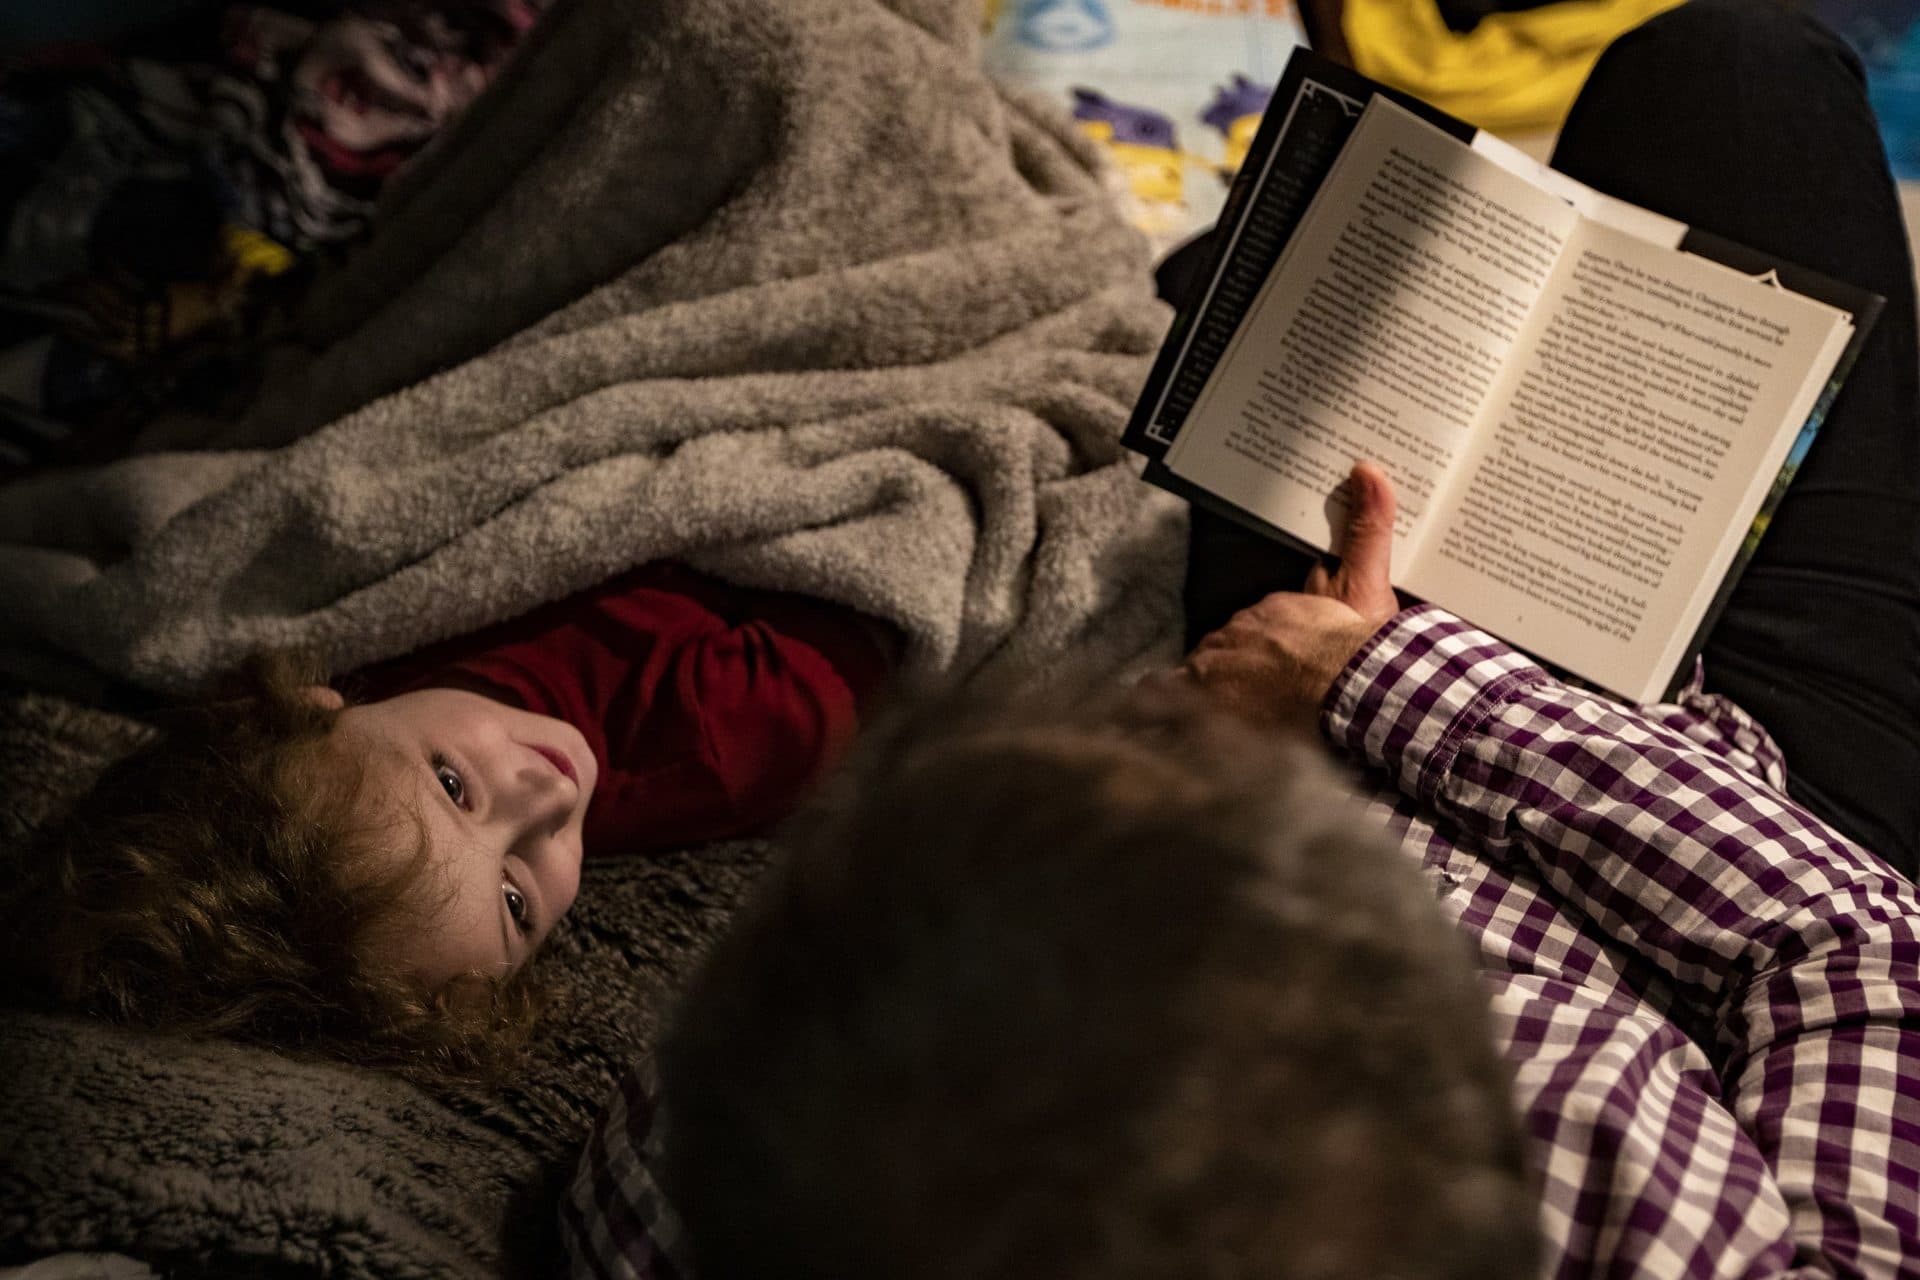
1149, 462, 1402, 730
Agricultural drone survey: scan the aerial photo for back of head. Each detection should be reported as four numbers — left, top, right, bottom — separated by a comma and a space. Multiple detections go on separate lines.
657, 690, 1539, 1280
3, 652, 537, 1083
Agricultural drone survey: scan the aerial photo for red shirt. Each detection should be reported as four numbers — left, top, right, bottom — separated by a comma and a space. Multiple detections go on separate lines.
353, 564, 896, 856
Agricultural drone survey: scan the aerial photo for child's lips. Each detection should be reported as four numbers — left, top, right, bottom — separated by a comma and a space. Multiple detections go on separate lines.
533, 743, 578, 787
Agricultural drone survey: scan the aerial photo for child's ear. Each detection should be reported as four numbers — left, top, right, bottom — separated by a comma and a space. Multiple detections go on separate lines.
302, 685, 347, 712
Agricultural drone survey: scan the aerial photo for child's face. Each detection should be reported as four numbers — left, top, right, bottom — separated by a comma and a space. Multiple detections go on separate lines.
325, 686, 597, 986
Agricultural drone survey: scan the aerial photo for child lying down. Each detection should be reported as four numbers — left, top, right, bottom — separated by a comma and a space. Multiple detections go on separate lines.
7, 561, 896, 1080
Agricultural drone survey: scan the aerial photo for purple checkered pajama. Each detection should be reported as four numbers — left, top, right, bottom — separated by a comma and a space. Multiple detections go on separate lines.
562, 606, 1920, 1279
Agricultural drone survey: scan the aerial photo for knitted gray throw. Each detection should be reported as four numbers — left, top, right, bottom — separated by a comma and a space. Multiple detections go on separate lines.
0, 0, 1184, 1273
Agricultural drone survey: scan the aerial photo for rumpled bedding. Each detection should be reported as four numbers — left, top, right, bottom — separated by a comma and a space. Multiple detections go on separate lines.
0, 0, 1184, 703
981, 0, 1305, 256
0, 0, 1185, 1274
0, 0, 549, 463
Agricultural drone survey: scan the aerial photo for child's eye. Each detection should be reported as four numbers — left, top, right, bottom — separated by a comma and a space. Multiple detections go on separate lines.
431, 753, 467, 808
504, 882, 531, 932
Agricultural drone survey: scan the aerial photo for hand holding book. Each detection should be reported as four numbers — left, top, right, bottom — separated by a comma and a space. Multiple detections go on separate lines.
1127, 48, 1883, 704
1143, 462, 1401, 728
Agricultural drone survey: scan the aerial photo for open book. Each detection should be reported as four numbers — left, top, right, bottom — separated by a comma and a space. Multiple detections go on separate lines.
1129, 49, 1881, 704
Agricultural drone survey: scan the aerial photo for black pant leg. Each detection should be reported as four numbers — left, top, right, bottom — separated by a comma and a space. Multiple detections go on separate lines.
1549, 0, 1920, 874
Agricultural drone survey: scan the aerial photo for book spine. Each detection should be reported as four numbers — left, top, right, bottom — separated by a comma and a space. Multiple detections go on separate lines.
1124, 48, 1474, 460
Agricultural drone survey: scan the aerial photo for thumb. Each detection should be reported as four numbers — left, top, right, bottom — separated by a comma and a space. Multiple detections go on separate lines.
1332, 461, 1397, 610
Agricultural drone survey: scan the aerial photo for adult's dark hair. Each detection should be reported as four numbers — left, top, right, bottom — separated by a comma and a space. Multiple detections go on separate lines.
4, 651, 542, 1085
656, 688, 1540, 1279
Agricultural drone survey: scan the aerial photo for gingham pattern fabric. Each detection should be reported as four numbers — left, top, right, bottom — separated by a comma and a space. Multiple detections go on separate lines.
563, 605, 1920, 1278
1327, 607, 1920, 1278
562, 1061, 691, 1280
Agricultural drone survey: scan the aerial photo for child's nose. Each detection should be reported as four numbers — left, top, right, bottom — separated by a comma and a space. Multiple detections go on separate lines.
509, 755, 577, 832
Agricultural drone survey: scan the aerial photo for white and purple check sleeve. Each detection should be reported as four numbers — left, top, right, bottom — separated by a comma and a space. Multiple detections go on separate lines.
561, 1059, 693, 1280
1326, 606, 1920, 1278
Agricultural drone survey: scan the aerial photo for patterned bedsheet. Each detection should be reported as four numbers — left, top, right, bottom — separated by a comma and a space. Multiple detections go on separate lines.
982, 0, 1306, 257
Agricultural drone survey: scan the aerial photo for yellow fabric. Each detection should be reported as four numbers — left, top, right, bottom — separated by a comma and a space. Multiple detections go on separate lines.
1343, 0, 1685, 133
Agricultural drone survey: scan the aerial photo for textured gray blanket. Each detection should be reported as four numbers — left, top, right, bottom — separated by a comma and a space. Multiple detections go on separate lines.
0, 0, 1183, 699
0, 0, 1184, 1273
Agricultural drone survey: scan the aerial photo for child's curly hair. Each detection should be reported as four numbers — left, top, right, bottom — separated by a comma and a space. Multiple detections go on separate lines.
5, 651, 544, 1085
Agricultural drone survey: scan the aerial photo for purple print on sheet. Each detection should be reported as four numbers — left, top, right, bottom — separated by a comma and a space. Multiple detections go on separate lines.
1201, 73, 1274, 177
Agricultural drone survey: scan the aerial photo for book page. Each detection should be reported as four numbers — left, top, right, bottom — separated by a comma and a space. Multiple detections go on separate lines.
1407, 218, 1850, 701
1470, 130, 1688, 248
1167, 98, 1580, 557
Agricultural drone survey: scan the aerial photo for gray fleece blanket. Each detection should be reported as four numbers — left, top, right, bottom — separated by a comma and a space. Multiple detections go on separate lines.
0, 0, 1184, 1273
0, 0, 1183, 699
